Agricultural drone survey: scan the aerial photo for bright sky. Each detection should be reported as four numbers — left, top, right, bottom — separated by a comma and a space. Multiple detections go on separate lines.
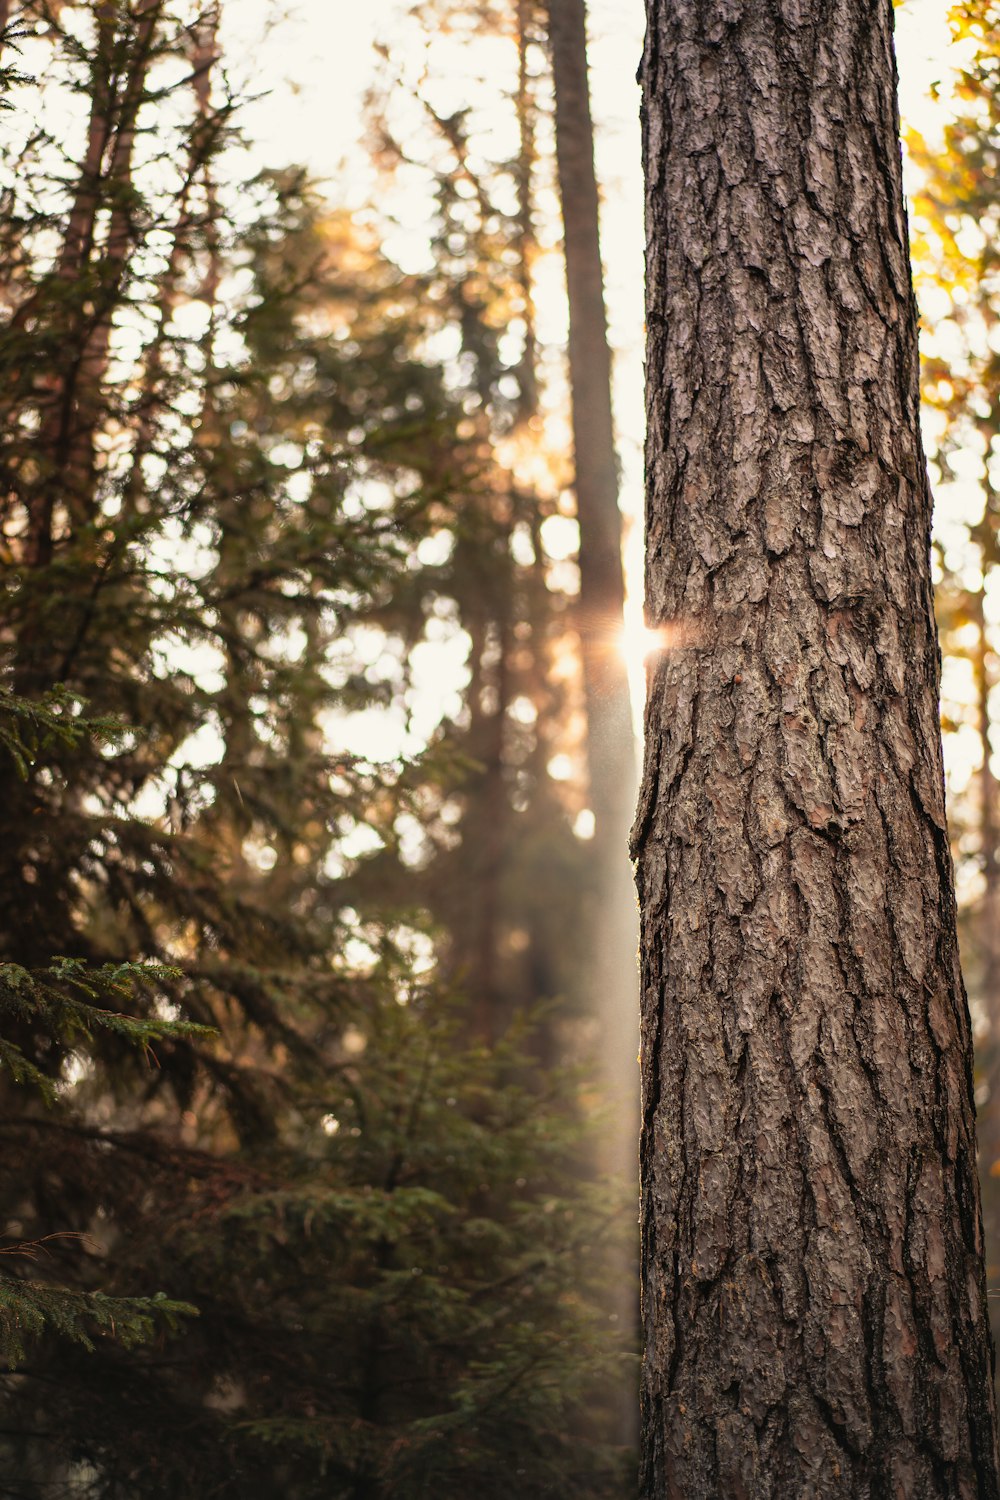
228, 0, 958, 580
6, 0, 976, 886
221, 0, 975, 774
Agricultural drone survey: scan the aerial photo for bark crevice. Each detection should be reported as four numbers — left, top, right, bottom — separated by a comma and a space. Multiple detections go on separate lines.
637, 1, 1000, 1494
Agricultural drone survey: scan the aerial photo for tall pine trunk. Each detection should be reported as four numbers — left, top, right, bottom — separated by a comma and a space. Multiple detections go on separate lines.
547, 0, 637, 1156
634, 2, 1000, 1494
975, 583, 1000, 1032
547, 0, 635, 861
547, 0, 639, 1436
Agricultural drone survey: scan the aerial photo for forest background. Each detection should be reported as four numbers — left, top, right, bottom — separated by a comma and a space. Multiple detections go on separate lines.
0, 0, 999, 1496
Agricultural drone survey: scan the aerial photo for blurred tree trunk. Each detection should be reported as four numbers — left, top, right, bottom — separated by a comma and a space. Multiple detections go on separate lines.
973, 577, 1000, 1191
514, 0, 538, 425
190, 3, 256, 871
975, 584, 1000, 1026
49, 0, 163, 532
546, 0, 635, 865
546, 0, 636, 1098
547, 0, 638, 1446
635, 1, 1000, 1495
17, 0, 161, 646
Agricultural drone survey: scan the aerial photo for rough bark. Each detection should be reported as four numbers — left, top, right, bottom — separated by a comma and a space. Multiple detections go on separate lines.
634, 2, 1000, 1495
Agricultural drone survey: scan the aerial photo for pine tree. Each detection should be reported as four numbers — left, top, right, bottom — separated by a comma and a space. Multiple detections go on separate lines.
636, 0, 1000, 1492
0, 4, 632, 1493
364, 0, 597, 1046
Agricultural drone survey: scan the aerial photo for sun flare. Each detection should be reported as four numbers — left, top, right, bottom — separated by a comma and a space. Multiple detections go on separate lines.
617, 617, 692, 674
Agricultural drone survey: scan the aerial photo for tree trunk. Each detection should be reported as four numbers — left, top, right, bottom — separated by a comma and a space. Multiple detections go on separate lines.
546, 0, 637, 1109
971, 577, 1000, 1201
547, 0, 639, 1444
634, 2, 1000, 1495
975, 583, 1000, 1031
546, 0, 635, 859
514, 0, 539, 424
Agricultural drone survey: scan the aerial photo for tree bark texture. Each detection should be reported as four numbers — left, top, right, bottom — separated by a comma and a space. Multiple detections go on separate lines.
634, 2, 1000, 1496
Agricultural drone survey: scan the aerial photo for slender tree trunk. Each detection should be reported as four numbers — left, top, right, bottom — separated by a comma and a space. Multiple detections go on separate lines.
975, 583, 1000, 1026
471, 606, 512, 1043
192, 5, 259, 879
547, 0, 639, 1446
972, 476, 1000, 1037
24, 0, 162, 556
546, 0, 635, 858
14, 0, 160, 701
546, 0, 637, 1092
514, 0, 539, 424
635, 2, 1000, 1495
21, 4, 114, 577
971, 578, 1000, 1196
57, 0, 164, 521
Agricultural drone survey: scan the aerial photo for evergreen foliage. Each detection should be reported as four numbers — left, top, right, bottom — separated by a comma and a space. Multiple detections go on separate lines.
0, 689, 206, 1369
364, 0, 597, 1046
0, 2, 633, 1493
0, 1280, 195, 1371
11, 1000, 628, 1496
